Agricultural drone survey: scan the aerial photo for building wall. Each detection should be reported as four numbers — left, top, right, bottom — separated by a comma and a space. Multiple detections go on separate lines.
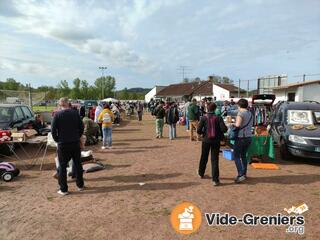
144, 86, 166, 103
300, 83, 320, 102
273, 83, 320, 102
213, 85, 230, 100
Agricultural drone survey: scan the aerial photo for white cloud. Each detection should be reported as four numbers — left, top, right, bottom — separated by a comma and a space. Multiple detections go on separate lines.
217, 3, 238, 17
216, 20, 255, 31
0, 0, 154, 72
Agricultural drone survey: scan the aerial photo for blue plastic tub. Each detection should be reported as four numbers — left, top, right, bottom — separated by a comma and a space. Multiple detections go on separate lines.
223, 149, 234, 161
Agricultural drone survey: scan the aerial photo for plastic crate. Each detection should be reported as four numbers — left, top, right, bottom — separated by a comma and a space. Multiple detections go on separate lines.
223, 149, 234, 161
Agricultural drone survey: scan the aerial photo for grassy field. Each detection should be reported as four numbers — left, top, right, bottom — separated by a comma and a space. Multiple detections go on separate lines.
32, 105, 55, 112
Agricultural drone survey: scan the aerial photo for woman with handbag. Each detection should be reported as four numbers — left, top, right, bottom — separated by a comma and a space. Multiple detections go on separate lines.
232, 99, 253, 183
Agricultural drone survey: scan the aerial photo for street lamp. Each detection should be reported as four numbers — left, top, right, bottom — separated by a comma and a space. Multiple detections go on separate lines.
99, 66, 107, 99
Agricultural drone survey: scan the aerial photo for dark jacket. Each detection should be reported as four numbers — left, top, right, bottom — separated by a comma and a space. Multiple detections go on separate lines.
165, 107, 179, 124
153, 106, 166, 119
188, 103, 199, 121
197, 112, 227, 143
51, 108, 84, 145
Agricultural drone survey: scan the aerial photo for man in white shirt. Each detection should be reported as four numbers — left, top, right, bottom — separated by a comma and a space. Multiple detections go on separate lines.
94, 102, 104, 139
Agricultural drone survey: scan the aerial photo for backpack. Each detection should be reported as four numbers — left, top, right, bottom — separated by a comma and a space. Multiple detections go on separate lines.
102, 112, 112, 124
205, 115, 218, 139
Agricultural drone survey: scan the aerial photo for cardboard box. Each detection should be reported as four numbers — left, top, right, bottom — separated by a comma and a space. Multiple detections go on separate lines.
12, 132, 26, 142
20, 129, 38, 138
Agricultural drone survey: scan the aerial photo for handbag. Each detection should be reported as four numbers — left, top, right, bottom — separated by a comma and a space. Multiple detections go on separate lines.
228, 114, 252, 140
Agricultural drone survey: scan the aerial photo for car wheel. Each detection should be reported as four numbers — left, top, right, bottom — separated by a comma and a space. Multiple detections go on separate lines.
280, 138, 291, 160
2, 172, 13, 182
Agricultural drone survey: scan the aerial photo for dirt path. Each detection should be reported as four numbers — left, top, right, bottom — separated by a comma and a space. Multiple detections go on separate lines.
1, 114, 319, 240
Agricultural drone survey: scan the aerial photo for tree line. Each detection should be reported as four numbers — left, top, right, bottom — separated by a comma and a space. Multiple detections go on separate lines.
182, 74, 234, 84
0, 77, 148, 100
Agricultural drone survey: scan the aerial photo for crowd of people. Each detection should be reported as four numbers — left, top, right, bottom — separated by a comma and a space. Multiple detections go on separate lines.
51, 96, 252, 195
150, 97, 253, 186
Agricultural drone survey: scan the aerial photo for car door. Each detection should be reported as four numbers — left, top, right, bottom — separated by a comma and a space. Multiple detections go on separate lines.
21, 106, 34, 128
12, 107, 25, 129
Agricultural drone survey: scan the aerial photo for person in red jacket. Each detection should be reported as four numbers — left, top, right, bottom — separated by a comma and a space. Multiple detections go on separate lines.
89, 104, 96, 121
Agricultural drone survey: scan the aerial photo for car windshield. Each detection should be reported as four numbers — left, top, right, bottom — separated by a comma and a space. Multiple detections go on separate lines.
314, 111, 320, 124
0, 107, 13, 123
287, 110, 314, 125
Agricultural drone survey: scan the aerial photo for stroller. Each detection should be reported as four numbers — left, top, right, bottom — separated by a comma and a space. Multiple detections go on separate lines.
0, 162, 20, 182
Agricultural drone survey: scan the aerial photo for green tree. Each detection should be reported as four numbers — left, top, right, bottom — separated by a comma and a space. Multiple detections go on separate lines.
119, 88, 129, 100
3, 78, 22, 90
57, 80, 70, 98
130, 92, 138, 100
80, 80, 89, 99
94, 75, 116, 99
221, 76, 233, 84
71, 78, 81, 99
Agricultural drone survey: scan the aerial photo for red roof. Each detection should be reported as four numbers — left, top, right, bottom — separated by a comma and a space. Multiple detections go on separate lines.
193, 81, 213, 95
156, 81, 208, 97
156, 81, 245, 97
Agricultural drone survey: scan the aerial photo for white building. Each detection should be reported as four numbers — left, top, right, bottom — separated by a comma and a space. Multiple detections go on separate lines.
212, 83, 246, 101
272, 80, 320, 103
144, 86, 166, 103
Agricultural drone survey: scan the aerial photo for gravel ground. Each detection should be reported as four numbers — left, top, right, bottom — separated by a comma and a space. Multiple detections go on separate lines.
1, 113, 319, 240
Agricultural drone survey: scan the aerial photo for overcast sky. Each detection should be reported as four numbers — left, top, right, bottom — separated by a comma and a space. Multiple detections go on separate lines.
0, 0, 319, 90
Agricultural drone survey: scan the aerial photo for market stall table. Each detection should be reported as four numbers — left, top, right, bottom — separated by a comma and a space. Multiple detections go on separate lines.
246, 135, 275, 162
0, 136, 48, 170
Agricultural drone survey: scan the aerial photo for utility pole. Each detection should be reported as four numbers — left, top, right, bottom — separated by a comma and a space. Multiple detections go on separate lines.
238, 79, 241, 98
247, 80, 249, 98
28, 83, 32, 108
177, 66, 191, 82
303, 74, 306, 82
99, 66, 107, 99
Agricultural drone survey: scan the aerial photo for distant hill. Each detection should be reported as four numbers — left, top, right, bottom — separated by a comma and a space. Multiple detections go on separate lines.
125, 88, 152, 93
116, 87, 152, 100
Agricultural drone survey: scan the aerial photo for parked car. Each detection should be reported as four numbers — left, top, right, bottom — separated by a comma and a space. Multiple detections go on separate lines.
80, 100, 98, 109
270, 101, 320, 160
0, 104, 35, 130
0, 104, 35, 155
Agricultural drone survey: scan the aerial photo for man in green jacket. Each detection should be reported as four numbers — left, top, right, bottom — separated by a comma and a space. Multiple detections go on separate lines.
188, 98, 200, 141
153, 101, 166, 138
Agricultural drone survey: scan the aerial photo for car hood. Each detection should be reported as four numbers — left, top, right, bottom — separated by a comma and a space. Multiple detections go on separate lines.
286, 125, 320, 138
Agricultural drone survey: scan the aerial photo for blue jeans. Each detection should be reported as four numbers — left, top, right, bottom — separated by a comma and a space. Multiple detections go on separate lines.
102, 126, 112, 147
233, 137, 252, 177
168, 124, 177, 139
185, 116, 190, 130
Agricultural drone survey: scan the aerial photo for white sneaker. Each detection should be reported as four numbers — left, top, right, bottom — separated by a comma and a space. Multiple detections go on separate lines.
108, 146, 113, 149
57, 190, 69, 196
101, 146, 106, 150
77, 187, 84, 192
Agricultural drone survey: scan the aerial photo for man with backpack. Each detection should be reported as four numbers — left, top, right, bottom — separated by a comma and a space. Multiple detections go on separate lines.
197, 102, 227, 186
165, 102, 179, 140
98, 103, 114, 149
